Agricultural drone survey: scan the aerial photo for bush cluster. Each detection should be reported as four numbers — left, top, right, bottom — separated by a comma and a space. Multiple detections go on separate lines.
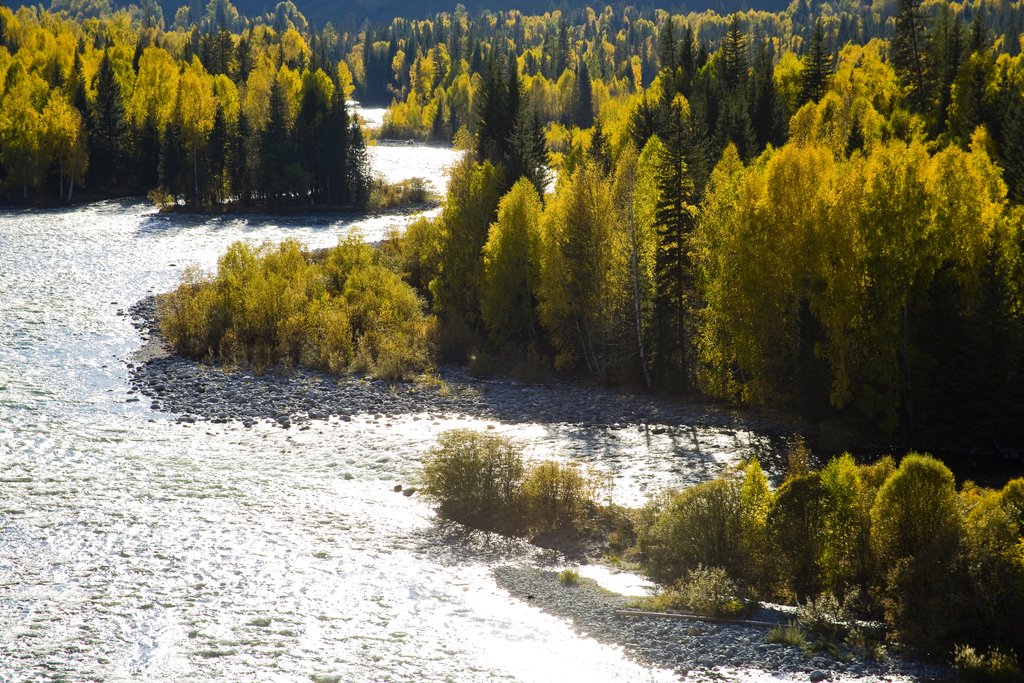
635, 452, 1024, 657
158, 235, 433, 379
419, 429, 603, 535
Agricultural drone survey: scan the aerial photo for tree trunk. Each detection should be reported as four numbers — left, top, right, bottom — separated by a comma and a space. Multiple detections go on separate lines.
628, 169, 652, 388
193, 143, 200, 210
59, 157, 64, 202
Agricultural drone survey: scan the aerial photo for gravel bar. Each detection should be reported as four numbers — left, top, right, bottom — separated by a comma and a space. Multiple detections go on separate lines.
494, 566, 953, 682
127, 296, 802, 436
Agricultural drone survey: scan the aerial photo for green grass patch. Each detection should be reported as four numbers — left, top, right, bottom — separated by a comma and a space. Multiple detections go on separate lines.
767, 621, 807, 647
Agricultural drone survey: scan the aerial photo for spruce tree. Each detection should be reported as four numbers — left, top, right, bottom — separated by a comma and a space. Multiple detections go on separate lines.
658, 17, 677, 77
90, 50, 127, 190
654, 96, 699, 390
556, 17, 570, 76
721, 15, 748, 92
475, 51, 510, 166
892, 0, 930, 113
229, 111, 251, 205
750, 40, 787, 151
678, 22, 695, 97
576, 60, 594, 129
799, 21, 833, 106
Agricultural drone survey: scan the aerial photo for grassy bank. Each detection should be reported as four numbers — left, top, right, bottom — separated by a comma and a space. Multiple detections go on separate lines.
420, 428, 1024, 671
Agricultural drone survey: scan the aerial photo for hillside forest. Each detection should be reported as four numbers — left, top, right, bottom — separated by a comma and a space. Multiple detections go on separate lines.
3, 0, 1024, 447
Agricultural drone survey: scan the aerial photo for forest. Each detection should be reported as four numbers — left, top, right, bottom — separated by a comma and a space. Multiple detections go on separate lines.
4, 0, 1024, 446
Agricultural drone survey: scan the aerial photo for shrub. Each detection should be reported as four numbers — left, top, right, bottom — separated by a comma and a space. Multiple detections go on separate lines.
420, 430, 600, 534
740, 458, 773, 581
797, 590, 859, 641
676, 565, 744, 617
638, 478, 746, 584
767, 473, 826, 601
420, 429, 526, 533
558, 568, 580, 585
367, 176, 436, 210
819, 454, 870, 593
524, 460, 597, 530
954, 646, 1022, 683
767, 621, 807, 647
871, 453, 962, 571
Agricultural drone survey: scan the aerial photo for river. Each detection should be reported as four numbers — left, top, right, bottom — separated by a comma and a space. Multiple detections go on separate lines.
0, 144, 931, 683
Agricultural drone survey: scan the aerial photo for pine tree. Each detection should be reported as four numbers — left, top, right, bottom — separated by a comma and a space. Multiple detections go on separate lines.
750, 40, 787, 151
229, 111, 251, 205
658, 17, 677, 77
556, 17, 570, 76
576, 60, 594, 129
678, 22, 695, 97
475, 51, 510, 167
262, 78, 290, 205
929, 6, 963, 135
721, 15, 748, 92
90, 50, 127, 190
654, 96, 699, 390
508, 107, 549, 197
892, 0, 930, 113
799, 21, 833, 106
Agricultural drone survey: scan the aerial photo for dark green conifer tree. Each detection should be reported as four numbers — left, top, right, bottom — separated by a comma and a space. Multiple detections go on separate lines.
576, 60, 594, 129
262, 79, 290, 206
799, 21, 833, 106
556, 17, 570, 76
229, 111, 251, 205
654, 98, 699, 390
89, 50, 127, 190
721, 15, 748, 92
659, 17, 677, 78
207, 104, 227, 204
476, 51, 511, 166
159, 121, 182, 201
892, 0, 930, 113
346, 119, 370, 206
678, 22, 695, 97
507, 107, 549, 197
929, 5, 963, 134
749, 40, 787, 151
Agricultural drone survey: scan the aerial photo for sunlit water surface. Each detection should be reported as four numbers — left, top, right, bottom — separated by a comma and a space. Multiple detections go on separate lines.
2, 149, 805, 683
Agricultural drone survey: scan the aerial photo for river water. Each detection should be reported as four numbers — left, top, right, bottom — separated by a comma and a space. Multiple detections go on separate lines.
0, 146, 855, 682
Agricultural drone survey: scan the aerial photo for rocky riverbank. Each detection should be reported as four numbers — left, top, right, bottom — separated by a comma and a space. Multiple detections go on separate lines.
126, 295, 954, 682
494, 567, 952, 682
127, 296, 802, 439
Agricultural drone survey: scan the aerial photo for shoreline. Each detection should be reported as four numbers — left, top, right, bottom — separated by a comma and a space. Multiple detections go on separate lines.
126, 294, 954, 682
127, 296, 802, 440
